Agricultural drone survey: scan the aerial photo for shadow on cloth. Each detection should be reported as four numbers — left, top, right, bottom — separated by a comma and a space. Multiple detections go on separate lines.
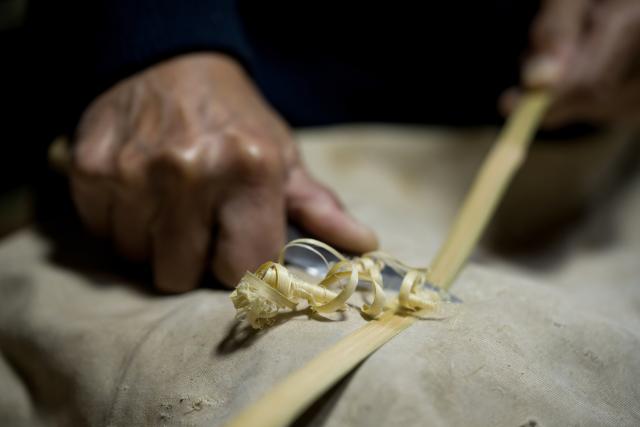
216, 308, 348, 355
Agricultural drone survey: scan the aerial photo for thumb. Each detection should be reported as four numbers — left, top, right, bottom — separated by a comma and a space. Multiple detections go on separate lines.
524, 0, 591, 87
286, 167, 378, 254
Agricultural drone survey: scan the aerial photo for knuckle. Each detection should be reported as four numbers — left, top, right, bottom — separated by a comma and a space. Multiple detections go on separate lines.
145, 127, 286, 185
72, 140, 113, 177
115, 141, 150, 185
152, 140, 203, 181
147, 132, 231, 185
227, 133, 283, 181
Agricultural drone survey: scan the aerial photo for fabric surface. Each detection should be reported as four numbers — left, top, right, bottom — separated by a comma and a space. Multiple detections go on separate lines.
1, 126, 639, 426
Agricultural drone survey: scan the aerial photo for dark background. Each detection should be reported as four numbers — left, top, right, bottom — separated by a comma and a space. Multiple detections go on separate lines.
1, 0, 540, 201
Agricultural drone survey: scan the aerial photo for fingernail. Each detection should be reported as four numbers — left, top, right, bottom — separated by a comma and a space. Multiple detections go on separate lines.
523, 56, 562, 87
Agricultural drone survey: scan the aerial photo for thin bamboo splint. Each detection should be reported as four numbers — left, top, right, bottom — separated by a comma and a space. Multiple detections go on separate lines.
224, 90, 552, 427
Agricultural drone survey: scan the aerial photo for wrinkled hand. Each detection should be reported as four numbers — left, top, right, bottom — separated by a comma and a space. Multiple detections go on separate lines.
502, 0, 640, 127
71, 53, 377, 292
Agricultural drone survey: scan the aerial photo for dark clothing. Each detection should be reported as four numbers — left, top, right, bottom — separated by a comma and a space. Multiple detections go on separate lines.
0, 0, 544, 228
1, 1, 539, 190
243, 2, 539, 126
23, 0, 539, 130
0, 0, 538, 227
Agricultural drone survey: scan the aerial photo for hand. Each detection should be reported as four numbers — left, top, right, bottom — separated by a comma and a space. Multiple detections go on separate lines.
501, 0, 640, 127
70, 53, 377, 292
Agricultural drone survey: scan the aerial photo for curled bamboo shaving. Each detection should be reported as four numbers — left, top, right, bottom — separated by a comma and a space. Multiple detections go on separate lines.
230, 238, 441, 329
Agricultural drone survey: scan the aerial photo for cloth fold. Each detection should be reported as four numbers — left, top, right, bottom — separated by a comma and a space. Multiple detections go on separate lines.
1, 127, 639, 426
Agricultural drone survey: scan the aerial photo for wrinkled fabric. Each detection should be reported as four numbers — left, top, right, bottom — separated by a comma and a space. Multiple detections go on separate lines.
1, 126, 639, 426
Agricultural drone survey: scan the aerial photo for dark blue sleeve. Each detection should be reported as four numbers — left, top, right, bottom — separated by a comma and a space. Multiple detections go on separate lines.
19, 0, 252, 143
89, 0, 252, 91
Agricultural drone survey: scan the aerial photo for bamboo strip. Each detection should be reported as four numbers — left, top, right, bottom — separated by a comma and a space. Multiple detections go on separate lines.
428, 90, 552, 290
223, 91, 550, 427
225, 307, 416, 427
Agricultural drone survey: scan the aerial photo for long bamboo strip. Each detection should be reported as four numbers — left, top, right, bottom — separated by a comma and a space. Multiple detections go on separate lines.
223, 90, 551, 427
46, 89, 551, 426
222, 91, 551, 427
428, 91, 552, 290
225, 308, 416, 427
228, 91, 551, 427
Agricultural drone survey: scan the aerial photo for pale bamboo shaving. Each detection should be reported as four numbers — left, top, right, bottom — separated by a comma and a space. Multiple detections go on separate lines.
230, 238, 441, 329
223, 91, 552, 427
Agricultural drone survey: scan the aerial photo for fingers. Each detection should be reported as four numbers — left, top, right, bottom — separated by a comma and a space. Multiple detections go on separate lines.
583, 4, 640, 77
286, 167, 378, 254
151, 180, 212, 293
567, 3, 640, 94
70, 100, 120, 237
524, 0, 592, 87
111, 191, 154, 261
499, 85, 591, 129
70, 177, 113, 237
210, 136, 288, 287
501, 0, 592, 122
70, 52, 322, 293
213, 184, 286, 287
540, 1, 640, 125
109, 141, 157, 261
498, 87, 519, 118
511, 0, 640, 126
